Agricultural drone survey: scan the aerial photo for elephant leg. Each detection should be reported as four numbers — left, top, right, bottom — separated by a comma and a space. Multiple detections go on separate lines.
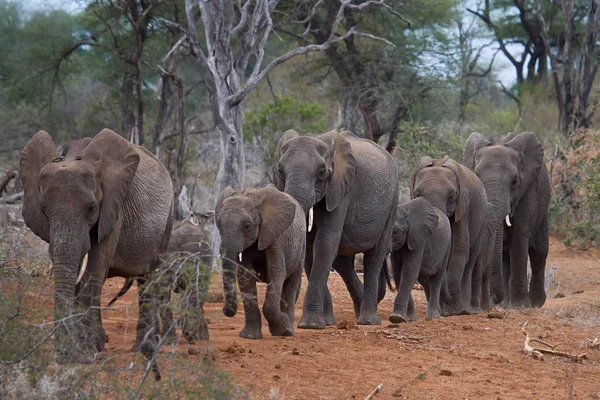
377, 260, 388, 304
469, 252, 484, 314
406, 295, 417, 321
264, 250, 293, 337
389, 250, 421, 323
238, 267, 263, 339
281, 268, 302, 334
299, 204, 347, 330
333, 255, 363, 318
133, 277, 160, 352
180, 262, 210, 343
160, 290, 178, 345
446, 222, 470, 315
507, 233, 531, 308
480, 261, 490, 313
419, 276, 431, 302
426, 270, 444, 320
501, 248, 511, 308
304, 234, 336, 326
528, 219, 548, 307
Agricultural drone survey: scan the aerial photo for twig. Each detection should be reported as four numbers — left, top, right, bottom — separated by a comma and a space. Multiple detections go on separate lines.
364, 383, 383, 400
521, 323, 587, 362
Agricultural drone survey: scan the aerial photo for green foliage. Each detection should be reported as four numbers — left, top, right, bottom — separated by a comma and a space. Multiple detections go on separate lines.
243, 95, 327, 181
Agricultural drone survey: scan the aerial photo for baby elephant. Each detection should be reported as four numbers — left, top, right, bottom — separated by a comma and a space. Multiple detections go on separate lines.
389, 197, 451, 322
216, 184, 306, 339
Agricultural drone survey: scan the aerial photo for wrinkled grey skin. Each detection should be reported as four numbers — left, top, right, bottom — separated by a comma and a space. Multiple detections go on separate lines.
273, 129, 398, 328
216, 184, 306, 339
410, 156, 488, 316
463, 132, 550, 308
20, 130, 173, 363
389, 197, 451, 322
106, 218, 212, 343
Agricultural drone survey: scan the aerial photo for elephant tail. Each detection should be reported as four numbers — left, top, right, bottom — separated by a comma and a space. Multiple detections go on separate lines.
106, 277, 136, 307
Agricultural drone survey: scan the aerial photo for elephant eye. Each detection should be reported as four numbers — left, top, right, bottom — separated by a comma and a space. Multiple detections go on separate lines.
242, 221, 252, 231
87, 201, 97, 213
277, 166, 285, 177
512, 176, 519, 187
52, 157, 64, 163
317, 167, 328, 179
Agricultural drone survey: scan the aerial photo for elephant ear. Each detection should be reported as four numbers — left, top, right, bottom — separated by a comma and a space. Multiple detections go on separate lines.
80, 129, 140, 242
257, 185, 297, 250
215, 186, 237, 220
409, 156, 434, 198
325, 132, 357, 212
62, 137, 92, 157
272, 129, 300, 190
505, 132, 544, 206
442, 157, 469, 222
406, 198, 439, 251
463, 132, 490, 170
19, 131, 61, 243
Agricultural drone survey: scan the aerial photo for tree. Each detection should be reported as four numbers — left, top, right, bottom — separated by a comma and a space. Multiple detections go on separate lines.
175, 0, 401, 253
536, 0, 600, 138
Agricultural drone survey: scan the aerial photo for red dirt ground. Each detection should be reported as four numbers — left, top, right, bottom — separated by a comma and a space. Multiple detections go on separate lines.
12, 237, 600, 399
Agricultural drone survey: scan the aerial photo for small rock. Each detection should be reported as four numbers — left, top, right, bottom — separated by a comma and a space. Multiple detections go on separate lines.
292, 348, 300, 355
462, 325, 474, 331
388, 323, 400, 328
188, 347, 199, 355
275, 364, 281, 369
273, 375, 281, 381
555, 292, 566, 298
488, 307, 506, 319
337, 320, 358, 330
248, 349, 253, 353
571, 289, 584, 295
439, 369, 453, 376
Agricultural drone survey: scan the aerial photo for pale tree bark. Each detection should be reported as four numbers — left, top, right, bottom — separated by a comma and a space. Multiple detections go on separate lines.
176, 0, 399, 259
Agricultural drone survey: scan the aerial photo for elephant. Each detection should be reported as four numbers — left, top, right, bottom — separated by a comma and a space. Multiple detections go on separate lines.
410, 155, 488, 316
106, 216, 212, 344
273, 129, 398, 328
20, 129, 173, 363
215, 184, 306, 339
463, 132, 551, 308
388, 197, 451, 322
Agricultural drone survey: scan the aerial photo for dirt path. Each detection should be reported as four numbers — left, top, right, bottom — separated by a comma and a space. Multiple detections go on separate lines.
90, 237, 600, 399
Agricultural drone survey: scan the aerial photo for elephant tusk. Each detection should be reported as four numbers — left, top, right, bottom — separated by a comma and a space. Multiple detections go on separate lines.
308, 207, 314, 232
238, 252, 242, 263
505, 214, 512, 227
75, 253, 89, 286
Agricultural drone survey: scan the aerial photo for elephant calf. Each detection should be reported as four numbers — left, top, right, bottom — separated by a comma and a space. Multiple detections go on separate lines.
216, 184, 306, 339
389, 197, 451, 322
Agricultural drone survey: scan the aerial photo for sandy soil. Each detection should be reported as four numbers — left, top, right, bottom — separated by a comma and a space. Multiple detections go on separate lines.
12, 237, 600, 399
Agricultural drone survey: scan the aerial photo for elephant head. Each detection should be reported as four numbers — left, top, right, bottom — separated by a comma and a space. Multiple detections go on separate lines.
393, 197, 439, 251
272, 129, 357, 218
20, 129, 139, 358
410, 156, 469, 222
463, 131, 544, 303
215, 184, 297, 317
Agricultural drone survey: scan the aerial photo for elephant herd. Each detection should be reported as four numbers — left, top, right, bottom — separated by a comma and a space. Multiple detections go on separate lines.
19, 127, 550, 364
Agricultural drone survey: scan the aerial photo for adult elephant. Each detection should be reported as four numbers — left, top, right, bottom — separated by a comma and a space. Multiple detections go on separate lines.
273, 129, 398, 328
463, 132, 550, 308
410, 156, 488, 315
20, 129, 173, 363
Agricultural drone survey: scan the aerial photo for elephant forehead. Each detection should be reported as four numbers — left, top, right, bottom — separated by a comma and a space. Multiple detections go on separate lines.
40, 161, 97, 187
475, 146, 520, 171
219, 198, 256, 219
417, 166, 455, 185
284, 136, 328, 155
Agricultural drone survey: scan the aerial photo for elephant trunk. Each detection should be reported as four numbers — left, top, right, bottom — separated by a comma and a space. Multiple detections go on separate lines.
222, 252, 239, 317
283, 169, 314, 214
485, 184, 510, 305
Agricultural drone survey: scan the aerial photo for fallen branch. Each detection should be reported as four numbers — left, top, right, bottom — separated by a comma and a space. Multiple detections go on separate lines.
364, 383, 382, 400
586, 338, 600, 349
522, 323, 586, 362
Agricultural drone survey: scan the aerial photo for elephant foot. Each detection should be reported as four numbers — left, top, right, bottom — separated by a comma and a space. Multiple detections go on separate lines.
529, 289, 546, 308
357, 312, 382, 326
389, 313, 409, 323
268, 325, 293, 337
507, 298, 531, 309
131, 342, 142, 353
425, 308, 441, 320
182, 319, 210, 344
298, 313, 326, 330
324, 314, 337, 326
240, 326, 263, 339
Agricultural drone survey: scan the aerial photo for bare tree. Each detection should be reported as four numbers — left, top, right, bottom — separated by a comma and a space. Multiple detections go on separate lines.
168, 0, 399, 255
536, 0, 600, 139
